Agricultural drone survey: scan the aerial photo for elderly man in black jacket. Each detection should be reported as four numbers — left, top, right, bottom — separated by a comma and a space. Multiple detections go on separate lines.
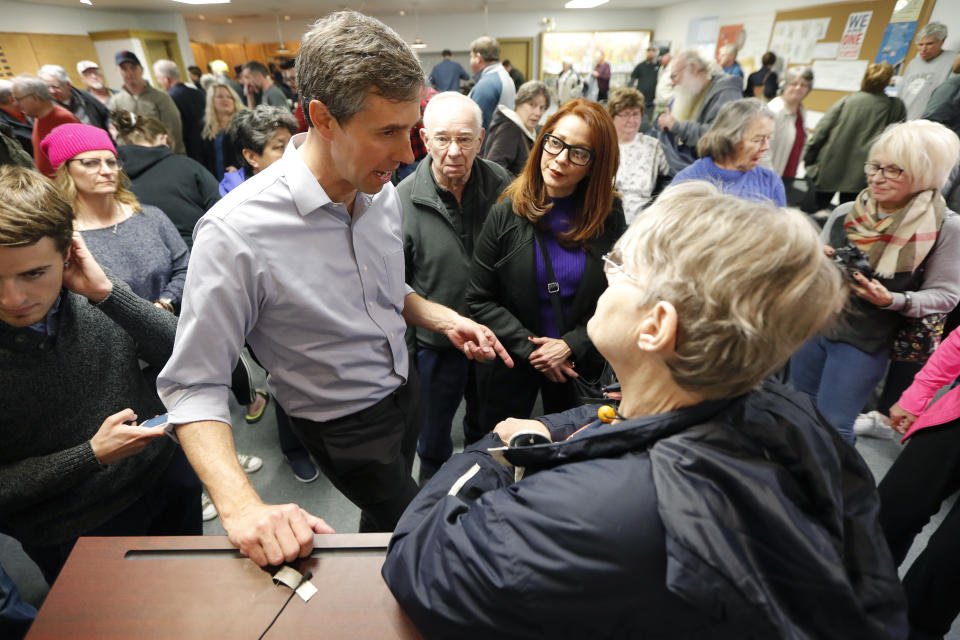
37, 64, 110, 133
399, 91, 512, 480
383, 181, 908, 640
0, 80, 34, 157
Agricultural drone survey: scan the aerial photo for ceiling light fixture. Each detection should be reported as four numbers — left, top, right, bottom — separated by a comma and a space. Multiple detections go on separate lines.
274, 15, 291, 54
564, 0, 609, 7
284, 15, 290, 20
171, 0, 230, 4
80, 0, 92, 5
198, 14, 205, 19
399, 10, 405, 16
226, 17, 233, 23
411, 4, 427, 50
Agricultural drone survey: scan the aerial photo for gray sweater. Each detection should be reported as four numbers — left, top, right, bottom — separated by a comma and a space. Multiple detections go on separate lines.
0, 275, 178, 546
81, 205, 190, 307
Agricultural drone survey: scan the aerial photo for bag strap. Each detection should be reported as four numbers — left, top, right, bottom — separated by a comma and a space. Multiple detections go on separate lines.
533, 231, 565, 336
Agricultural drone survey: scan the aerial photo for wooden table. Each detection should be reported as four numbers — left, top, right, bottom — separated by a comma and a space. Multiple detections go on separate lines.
26, 534, 422, 639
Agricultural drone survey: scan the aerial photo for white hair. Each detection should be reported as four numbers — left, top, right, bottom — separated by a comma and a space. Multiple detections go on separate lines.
422, 91, 483, 133
870, 120, 960, 191
152, 59, 180, 81
917, 22, 947, 42
38, 64, 70, 85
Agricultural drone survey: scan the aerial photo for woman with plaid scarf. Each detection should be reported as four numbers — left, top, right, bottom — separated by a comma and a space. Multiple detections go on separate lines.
790, 120, 960, 443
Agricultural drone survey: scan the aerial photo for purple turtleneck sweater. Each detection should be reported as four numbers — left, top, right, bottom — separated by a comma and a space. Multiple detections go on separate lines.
535, 195, 587, 338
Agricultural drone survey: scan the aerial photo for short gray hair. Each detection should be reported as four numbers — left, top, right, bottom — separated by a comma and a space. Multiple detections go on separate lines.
515, 80, 551, 109
870, 120, 960, 191
422, 91, 482, 132
11, 74, 51, 101
296, 10, 424, 125
38, 64, 70, 85
153, 59, 180, 80
781, 66, 814, 90
227, 104, 299, 171
697, 98, 773, 161
917, 21, 947, 42
470, 36, 500, 62
615, 180, 844, 399
0, 80, 12, 103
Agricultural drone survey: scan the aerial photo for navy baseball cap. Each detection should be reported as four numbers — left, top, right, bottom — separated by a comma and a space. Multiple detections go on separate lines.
115, 50, 141, 67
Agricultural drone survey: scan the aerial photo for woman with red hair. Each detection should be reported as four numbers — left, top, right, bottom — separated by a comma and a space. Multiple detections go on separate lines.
466, 98, 626, 433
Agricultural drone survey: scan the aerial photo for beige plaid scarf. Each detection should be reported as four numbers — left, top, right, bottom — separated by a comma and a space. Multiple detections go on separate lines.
844, 188, 945, 279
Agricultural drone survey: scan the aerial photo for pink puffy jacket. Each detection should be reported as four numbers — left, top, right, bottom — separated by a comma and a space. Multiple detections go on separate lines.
898, 328, 960, 442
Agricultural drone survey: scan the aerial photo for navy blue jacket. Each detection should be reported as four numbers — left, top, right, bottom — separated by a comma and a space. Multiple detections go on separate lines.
382, 380, 907, 639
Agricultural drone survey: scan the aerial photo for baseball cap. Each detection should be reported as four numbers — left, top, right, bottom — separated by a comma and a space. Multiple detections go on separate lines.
115, 50, 141, 67
76, 60, 100, 74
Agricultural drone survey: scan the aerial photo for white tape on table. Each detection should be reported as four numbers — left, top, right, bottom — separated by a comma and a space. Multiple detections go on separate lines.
272, 566, 317, 602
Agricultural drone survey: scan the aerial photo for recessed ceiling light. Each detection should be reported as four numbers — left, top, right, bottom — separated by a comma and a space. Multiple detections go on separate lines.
399, 10, 405, 16
227, 17, 233, 23
80, 0, 92, 5
284, 15, 290, 20
198, 14, 205, 19
564, 0, 608, 7
171, 0, 230, 4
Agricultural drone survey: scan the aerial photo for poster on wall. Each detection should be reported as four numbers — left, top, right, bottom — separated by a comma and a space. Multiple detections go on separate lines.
769, 18, 829, 66
875, 21, 918, 71
837, 11, 872, 60
716, 24, 744, 58
890, 0, 923, 23
540, 30, 652, 76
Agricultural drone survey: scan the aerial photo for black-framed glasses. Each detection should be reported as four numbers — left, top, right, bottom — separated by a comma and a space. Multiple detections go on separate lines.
429, 133, 479, 150
864, 162, 905, 180
542, 133, 594, 166
68, 157, 121, 172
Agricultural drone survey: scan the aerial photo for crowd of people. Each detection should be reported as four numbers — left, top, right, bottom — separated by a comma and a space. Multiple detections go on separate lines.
3, 10, 960, 640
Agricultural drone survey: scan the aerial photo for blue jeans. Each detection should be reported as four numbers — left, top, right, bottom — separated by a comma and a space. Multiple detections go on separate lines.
0, 564, 35, 640
790, 335, 889, 442
415, 346, 482, 475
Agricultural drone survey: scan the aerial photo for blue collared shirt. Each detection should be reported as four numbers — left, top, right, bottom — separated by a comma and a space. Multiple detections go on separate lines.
158, 133, 411, 425
27, 293, 61, 337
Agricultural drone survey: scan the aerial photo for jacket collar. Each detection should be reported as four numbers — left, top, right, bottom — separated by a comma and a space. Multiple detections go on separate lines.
409, 156, 498, 223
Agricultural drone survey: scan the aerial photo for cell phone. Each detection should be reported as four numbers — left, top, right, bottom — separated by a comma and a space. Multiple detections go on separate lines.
139, 414, 168, 428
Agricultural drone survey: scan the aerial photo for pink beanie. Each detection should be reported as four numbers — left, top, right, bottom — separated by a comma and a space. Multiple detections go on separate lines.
40, 123, 117, 172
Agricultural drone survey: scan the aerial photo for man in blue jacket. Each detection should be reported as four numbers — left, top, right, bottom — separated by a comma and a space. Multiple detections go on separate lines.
429, 50, 469, 92
468, 36, 515, 130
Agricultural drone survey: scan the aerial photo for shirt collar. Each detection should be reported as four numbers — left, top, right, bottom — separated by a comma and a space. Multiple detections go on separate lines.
27, 292, 62, 336
283, 132, 375, 219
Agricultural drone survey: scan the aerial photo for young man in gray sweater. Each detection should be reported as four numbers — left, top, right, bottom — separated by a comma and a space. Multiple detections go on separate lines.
0, 166, 200, 583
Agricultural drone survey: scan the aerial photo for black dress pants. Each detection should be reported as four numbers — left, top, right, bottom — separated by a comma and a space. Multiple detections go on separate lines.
878, 419, 960, 638
475, 358, 578, 438
290, 376, 420, 533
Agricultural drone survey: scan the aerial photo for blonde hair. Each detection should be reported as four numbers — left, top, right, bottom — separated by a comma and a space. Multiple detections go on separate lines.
53, 163, 141, 216
616, 181, 845, 398
870, 120, 960, 191
202, 80, 247, 140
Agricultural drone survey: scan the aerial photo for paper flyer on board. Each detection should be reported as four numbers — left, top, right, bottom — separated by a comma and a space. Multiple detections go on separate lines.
838, 11, 872, 59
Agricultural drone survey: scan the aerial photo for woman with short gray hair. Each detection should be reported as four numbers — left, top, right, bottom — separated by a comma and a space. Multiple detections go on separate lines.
671, 98, 785, 205
482, 80, 550, 176
220, 105, 298, 195
765, 67, 814, 200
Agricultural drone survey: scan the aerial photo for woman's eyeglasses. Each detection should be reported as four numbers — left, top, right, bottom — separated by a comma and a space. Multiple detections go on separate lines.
542, 133, 594, 167
864, 162, 905, 180
601, 252, 640, 286
68, 157, 121, 172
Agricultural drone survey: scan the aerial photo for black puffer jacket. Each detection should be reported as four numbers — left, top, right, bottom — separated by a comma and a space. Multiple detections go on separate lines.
119, 144, 220, 248
383, 380, 907, 639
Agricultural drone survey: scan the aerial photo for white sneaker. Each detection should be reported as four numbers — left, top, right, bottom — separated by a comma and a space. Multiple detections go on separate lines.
853, 411, 895, 439
201, 493, 218, 521
237, 452, 263, 473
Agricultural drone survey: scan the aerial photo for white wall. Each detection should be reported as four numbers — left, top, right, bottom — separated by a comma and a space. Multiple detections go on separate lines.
929, 0, 960, 51
0, 0, 195, 70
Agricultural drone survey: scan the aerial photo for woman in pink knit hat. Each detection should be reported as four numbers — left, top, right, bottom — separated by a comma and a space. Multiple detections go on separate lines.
41, 122, 188, 312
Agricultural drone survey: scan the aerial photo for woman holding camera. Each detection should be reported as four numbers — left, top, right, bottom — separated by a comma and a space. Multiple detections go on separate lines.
790, 120, 960, 442
466, 98, 626, 434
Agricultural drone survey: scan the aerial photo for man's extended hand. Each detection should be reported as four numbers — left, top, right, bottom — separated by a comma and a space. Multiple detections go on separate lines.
221, 501, 335, 567
444, 316, 514, 367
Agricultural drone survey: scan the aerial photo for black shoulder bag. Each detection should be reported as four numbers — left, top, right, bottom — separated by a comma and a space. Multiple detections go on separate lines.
533, 231, 615, 405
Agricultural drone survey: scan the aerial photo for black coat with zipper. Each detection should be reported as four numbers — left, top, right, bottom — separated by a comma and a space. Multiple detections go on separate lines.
465, 194, 626, 368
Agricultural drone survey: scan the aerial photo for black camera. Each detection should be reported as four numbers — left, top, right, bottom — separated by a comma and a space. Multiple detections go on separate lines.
831, 244, 874, 282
